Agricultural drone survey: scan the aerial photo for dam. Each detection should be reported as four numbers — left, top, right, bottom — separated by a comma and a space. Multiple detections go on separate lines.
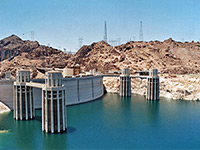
0, 68, 159, 110
0, 72, 104, 110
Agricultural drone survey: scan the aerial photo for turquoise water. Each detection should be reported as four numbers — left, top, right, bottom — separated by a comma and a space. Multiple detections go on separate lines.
1, 94, 200, 149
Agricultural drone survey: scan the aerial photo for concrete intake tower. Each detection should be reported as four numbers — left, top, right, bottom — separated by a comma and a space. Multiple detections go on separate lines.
13, 69, 34, 120
120, 68, 131, 97
42, 71, 67, 133
146, 69, 160, 101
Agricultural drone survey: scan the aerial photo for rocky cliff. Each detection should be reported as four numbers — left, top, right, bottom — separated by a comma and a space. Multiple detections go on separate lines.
66, 38, 200, 74
1, 35, 200, 78
0, 35, 71, 78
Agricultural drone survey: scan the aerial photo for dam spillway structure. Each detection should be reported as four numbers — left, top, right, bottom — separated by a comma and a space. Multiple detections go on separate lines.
120, 68, 131, 97
13, 69, 34, 120
42, 71, 67, 133
146, 69, 160, 101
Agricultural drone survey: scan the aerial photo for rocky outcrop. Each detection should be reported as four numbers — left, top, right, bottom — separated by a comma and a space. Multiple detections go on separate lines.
66, 38, 200, 74
0, 35, 71, 78
103, 74, 200, 100
1, 35, 200, 78
0, 102, 10, 114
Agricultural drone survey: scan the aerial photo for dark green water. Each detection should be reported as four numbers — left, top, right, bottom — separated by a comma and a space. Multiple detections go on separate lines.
1, 93, 200, 149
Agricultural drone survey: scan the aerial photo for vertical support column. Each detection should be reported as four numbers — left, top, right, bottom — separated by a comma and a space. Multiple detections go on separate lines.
77, 79, 80, 101
146, 69, 160, 101
30, 87, 33, 119
25, 86, 28, 120
19, 85, 22, 120
92, 78, 94, 98
57, 90, 60, 132
62, 89, 66, 131
51, 90, 54, 133
45, 90, 48, 132
42, 90, 44, 131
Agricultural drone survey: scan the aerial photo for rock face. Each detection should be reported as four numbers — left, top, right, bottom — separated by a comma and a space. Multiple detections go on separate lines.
103, 74, 200, 100
0, 34, 39, 51
0, 35, 71, 78
0, 102, 10, 114
1, 35, 200, 76
66, 39, 200, 74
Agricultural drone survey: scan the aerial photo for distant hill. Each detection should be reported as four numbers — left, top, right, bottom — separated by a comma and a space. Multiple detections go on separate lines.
0, 35, 71, 78
1, 34, 200, 79
66, 38, 200, 74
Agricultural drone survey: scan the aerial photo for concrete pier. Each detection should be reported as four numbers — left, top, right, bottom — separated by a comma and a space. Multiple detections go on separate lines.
146, 69, 160, 101
42, 71, 67, 133
120, 68, 131, 97
13, 69, 35, 120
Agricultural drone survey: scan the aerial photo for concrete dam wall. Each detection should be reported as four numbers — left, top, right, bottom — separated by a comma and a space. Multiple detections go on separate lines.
0, 76, 104, 109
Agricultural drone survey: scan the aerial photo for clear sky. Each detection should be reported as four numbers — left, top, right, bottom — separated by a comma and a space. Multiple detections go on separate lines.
0, 0, 200, 52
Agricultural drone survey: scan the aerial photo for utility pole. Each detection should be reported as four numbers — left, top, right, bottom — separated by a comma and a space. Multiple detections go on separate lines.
139, 21, 143, 41
104, 21, 107, 43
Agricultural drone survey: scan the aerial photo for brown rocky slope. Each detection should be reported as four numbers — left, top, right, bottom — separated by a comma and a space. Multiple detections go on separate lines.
0, 35, 71, 78
67, 38, 200, 74
1, 35, 200, 78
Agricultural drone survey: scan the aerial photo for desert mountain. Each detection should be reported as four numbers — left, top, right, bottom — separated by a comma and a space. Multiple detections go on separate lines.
0, 34, 200, 79
66, 38, 200, 74
0, 35, 71, 78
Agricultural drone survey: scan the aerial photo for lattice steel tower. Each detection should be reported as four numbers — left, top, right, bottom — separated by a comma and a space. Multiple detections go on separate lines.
78, 37, 83, 49
139, 21, 143, 41
104, 21, 107, 43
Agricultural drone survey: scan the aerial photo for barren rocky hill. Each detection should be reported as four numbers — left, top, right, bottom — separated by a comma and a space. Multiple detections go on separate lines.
0, 35, 71, 78
1, 35, 200, 79
67, 38, 200, 74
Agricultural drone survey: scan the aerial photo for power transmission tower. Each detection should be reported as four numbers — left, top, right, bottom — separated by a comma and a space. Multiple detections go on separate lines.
23, 31, 34, 41
63, 48, 66, 53
31, 31, 34, 41
139, 21, 143, 41
117, 38, 121, 45
104, 21, 107, 43
78, 37, 83, 48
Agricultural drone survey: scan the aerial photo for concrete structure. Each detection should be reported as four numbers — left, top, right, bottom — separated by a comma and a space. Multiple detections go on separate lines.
42, 71, 66, 133
146, 69, 160, 101
63, 65, 81, 77
13, 69, 35, 120
108, 70, 121, 74
0, 75, 104, 110
120, 68, 131, 97
63, 68, 74, 76
5, 72, 11, 80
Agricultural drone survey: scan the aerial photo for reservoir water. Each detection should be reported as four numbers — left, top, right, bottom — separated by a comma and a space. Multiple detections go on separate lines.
1, 93, 200, 149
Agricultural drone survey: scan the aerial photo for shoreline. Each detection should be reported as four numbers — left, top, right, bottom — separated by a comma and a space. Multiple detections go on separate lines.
103, 74, 200, 101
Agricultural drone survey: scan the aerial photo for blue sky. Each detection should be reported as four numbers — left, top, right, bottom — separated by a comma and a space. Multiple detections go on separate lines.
0, 0, 200, 51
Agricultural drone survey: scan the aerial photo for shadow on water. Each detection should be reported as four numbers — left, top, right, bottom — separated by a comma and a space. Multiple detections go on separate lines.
146, 100, 160, 124
34, 116, 42, 123
67, 126, 76, 133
